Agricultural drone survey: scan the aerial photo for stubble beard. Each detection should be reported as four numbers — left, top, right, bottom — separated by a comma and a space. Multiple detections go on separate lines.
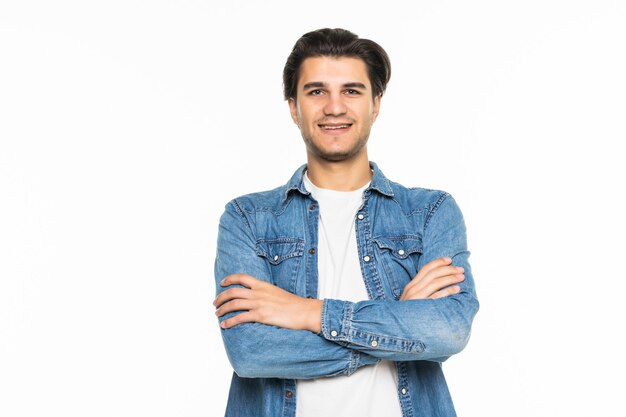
301, 123, 372, 163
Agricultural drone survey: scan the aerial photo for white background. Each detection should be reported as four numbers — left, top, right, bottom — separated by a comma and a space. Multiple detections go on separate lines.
1, 1, 625, 416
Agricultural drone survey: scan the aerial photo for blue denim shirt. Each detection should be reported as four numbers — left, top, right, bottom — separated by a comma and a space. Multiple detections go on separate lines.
215, 162, 479, 417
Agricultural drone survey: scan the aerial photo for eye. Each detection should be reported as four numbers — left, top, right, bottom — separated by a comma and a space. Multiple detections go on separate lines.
309, 89, 324, 96
344, 89, 360, 95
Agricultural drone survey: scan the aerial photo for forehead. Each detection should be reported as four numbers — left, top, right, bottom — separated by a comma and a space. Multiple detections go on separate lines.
297, 56, 371, 87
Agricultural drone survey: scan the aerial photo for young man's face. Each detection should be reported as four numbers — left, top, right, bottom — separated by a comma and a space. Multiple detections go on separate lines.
289, 56, 381, 163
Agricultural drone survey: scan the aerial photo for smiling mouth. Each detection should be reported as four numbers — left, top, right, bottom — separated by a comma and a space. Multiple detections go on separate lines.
318, 123, 352, 130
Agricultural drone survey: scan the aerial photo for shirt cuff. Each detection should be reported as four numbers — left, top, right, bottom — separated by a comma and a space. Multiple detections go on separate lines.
320, 298, 353, 341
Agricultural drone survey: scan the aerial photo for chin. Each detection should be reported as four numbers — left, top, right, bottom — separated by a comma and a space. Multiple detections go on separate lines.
312, 146, 366, 162
318, 153, 352, 162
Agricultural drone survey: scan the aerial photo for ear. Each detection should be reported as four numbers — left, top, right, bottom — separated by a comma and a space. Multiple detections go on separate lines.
371, 94, 382, 123
288, 98, 299, 126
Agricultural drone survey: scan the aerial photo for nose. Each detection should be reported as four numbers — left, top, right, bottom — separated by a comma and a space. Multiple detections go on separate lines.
323, 92, 347, 116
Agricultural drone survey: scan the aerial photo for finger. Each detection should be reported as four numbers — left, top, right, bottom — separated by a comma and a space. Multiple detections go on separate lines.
418, 273, 464, 297
429, 285, 461, 299
413, 266, 464, 293
403, 264, 461, 296
415, 257, 452, 280
219, 311, 258, 329
405, 257, 453, 290
215, 298, 254, 317
403, 273, 464, 300
213, 287, 251, 308
220, 273, 258, 289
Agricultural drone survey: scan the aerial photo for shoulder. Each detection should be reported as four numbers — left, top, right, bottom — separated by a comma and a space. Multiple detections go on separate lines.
222, 185, 290, 216
370, 162, 454, 215
226, 186, 298, 217
387, 181, 465, 234
223, 164, 307, 216
386, 179, 452, 214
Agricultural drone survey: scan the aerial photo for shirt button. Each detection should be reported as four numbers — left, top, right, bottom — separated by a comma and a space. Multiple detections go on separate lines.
309, 248, 316, 254
363, 255, 371, 262
273, 255, 279, 262
357, 213, 364, 220
401, 388, 407, 395
330, 330, 338, 337
309, 204, 316, 210
286, 390, 293, 398
398, 249, 405, 256
371, 340, 378, 348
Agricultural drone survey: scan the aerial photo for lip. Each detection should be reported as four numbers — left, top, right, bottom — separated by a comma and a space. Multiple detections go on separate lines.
317, 123, 353, 135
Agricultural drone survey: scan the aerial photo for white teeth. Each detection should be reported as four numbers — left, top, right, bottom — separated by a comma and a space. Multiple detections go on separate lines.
321, 124, 350, 130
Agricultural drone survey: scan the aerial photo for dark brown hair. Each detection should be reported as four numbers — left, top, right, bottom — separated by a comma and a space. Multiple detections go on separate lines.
282, 28, 391, 101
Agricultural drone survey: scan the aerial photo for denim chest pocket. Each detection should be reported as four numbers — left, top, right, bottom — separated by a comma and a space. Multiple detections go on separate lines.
256, 238, 305, 293
373, 236, 423, 300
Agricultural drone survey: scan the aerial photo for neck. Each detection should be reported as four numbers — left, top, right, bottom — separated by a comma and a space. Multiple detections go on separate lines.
305, 151, 372, 191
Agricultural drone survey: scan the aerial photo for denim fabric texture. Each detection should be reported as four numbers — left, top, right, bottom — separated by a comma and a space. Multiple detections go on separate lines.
215, 162, 479, 417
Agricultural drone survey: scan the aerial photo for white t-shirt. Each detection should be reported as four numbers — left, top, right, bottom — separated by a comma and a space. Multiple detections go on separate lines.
296, 173, 402, 417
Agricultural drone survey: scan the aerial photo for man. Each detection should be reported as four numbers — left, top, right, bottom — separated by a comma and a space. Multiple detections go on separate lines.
213, 28, 478, 417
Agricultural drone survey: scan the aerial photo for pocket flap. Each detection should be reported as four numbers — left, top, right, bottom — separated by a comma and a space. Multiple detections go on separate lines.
256, 239, 304, 265
373, 236, 422, 259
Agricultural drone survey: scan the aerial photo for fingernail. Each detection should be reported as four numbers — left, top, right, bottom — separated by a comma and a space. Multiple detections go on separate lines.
457, 267, 464, 272
220, 279, 226, 286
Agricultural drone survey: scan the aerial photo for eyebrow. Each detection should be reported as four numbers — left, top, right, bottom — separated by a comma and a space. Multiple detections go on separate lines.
302, 81, 368, 90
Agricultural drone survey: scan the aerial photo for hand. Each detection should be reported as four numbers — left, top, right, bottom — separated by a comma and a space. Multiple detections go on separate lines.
213, 274, 323, 332
400, 257, 465, 301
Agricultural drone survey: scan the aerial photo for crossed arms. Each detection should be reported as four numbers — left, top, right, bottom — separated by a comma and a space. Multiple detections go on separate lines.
214, 257, 464, 332
213, 196, 478, 379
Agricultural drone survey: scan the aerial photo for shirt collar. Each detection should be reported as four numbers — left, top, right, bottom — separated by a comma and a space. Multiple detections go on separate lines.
282, 161, 394, 203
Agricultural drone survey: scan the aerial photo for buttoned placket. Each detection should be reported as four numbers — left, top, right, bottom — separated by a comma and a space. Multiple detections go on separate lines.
355, 191, 413, 416
305, 195, 320, 300
282, 194, 322, 417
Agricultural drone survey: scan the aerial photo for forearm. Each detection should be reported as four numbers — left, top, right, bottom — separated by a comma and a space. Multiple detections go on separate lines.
320, 288, 478, 361
219, 318, 378, 379
219, 252, 475, 364
215, 274, 323, 333
320, 216, 478, 362
216, 277, 374, 378
215, 202, 377, 379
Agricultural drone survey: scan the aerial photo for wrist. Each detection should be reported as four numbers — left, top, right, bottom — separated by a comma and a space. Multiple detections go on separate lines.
304, 298, 323, 333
